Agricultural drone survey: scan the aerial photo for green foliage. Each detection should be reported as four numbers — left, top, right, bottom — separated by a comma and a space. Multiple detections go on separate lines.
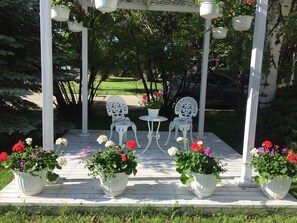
230, 0, 256, 17
83, 136, 138, 181
0, 138, 67, 181
68, 0, 88, 24
170, 139, 227, 184
248, 141, 297, 185
140, 91, 163, 109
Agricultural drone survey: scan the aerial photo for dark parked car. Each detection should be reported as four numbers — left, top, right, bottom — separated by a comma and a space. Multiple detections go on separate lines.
168, 71, 245, 109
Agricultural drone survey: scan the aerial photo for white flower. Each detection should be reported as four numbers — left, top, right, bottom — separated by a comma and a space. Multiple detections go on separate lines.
250, 148, 259, 157
58, 157, 67, 166
97, 135, 108, 144
168, 147, 178, 156
176, 137, 184, 143
197, 140, 203, 146
25, 138, 33, 146
55, 138, 68, 146
105, 140, 115, 148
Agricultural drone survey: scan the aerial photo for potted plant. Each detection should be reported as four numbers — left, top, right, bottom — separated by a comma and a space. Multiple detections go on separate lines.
94, 0, 119, 13
67, 1, 88, 32
248, 140, 297, 199
211, 15, 230, 39
140, 91, 163, 118
230, 0, 256, 31
168, 138, 227, 198
82, 135, 138, 197
51, 0, 71, 22
0, 137, 67, 195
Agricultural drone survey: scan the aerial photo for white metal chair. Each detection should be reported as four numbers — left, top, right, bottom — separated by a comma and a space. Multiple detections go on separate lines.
164, 97, 198, 150
106, 96, 141, 148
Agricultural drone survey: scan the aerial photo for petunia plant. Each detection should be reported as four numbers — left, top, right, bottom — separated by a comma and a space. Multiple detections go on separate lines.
82, 135, 138, 181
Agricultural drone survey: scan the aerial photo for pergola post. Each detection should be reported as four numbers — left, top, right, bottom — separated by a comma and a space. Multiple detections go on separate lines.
198, 19, 211, 138
40, 0, 54, 150
235, 0, 268, 187
80, 0, 90, 137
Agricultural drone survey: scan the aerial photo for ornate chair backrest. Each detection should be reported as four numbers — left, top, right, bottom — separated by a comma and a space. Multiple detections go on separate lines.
174, 97, 198, 123
106, 96, 130, 123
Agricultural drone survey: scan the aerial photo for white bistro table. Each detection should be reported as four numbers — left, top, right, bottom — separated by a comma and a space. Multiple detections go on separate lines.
139, 115, 168, 154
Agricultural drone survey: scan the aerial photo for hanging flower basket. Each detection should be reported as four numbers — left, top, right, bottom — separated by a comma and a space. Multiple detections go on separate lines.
51, 5, 70, 22
232, 15, 254, 31
212, 27, 228, 39
95, 0, 118, 13
199, 0, 217, 19
67, 20, 83, 32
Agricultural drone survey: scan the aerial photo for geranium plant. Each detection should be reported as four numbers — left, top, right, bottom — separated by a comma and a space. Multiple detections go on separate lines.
82, 135, 138, 181
69, 0, 88, 24
140, 91, 163, 109
168, 138, 227, 184
248, 140, 297, 185
230, 0, 256, 17
0, 138, 68, 181
51, 0, 71, 7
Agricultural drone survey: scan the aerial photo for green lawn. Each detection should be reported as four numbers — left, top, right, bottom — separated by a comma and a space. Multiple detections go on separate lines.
0, 168, 13, 191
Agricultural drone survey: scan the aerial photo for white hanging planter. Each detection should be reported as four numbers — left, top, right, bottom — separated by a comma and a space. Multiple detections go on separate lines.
260, 177, 292, 200
199, 0, 217, 19
232, 15, 254, 31
67, 20, 83, 33
13, 169, 47, 196
95, 0, 118, 13
148, 109, 159, 118
190, 173, 217, 198
98, 172, 129, 197
51, 5, 70, 22
212, 27, 228, 39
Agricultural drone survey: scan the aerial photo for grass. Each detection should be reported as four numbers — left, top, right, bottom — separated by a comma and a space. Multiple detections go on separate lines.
0, 206, 297, 223
0, 168, 13, 191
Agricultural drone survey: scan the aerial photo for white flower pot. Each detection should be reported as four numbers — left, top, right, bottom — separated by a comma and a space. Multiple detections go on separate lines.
99, 172, 129, 197
232, 15, 254, 31
148, 109, 159, 118
13, 169, 47, 195
190, 173, 217, 198
95, 0, 118, 13
51, 5, 70, 22
199, 1, 217, 19
67, 20, 83, 33
212, 27, 228, 39
260, 177, 292, 200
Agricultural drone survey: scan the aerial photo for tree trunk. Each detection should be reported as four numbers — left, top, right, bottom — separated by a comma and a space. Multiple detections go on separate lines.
259, 0, 293, 107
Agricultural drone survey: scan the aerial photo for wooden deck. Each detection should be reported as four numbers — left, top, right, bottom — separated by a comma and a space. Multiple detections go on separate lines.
1, 129, 297, 208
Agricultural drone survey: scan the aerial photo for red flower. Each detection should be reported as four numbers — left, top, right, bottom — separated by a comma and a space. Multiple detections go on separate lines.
191, 140, 204, 152
121, 154, 127, 162
246, 0, 254, 5
0, 152, 9, 162
126, 140, 137, 150
262, 140, 273, 149
81, 8, 85, 13
287, 153, 297, 163
73, 2, 78, 9
142, 94, 147, 101
12, 140, 25, 153
230, 9, 235, 13
153, 91, 162, 97
114, 147, 121, 153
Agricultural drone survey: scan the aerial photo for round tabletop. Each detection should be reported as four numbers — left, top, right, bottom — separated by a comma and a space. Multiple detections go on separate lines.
139, 115, 168, 122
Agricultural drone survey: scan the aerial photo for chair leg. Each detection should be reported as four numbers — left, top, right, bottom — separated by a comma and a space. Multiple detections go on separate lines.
164, 123, 175, 146
116, 125, 128, 145
109, 124, 114, 140
131, 124, 141, 148
190, 124, 194, 143
174, 126, 178, 139
179, 125, 191, 151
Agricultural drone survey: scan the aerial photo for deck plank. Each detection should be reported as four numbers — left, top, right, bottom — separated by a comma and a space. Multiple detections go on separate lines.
0, 130, 296, 208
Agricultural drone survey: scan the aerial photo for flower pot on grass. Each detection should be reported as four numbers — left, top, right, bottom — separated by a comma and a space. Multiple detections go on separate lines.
51, 5, 70, 22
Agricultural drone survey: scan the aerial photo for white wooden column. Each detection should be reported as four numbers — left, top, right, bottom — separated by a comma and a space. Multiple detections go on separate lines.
198, 19, 211, 138
235, 0, 268, 186
40, 0, 54, 150
80, 0, 90, 137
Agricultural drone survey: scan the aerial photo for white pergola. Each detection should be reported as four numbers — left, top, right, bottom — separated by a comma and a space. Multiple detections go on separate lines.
40, 0, 268, 187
